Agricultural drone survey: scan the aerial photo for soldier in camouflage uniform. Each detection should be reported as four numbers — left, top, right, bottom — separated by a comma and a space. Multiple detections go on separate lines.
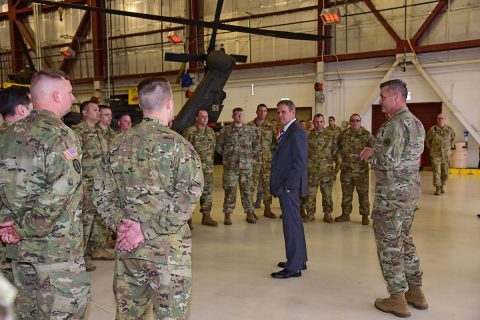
425, 113, 455, 195
326, 116, 343, 180
93, 77, 203, 320
217, 108, 260, 224
73, 101, 115, 271
184, 108, 218, 227
247, 104, 278, 219
302, 114, 337, 223
90, 105, 117, 249
360, 79, 427, 318
335, 114, 374, 225
0, 87, 33, 283
0, 70, 90, 319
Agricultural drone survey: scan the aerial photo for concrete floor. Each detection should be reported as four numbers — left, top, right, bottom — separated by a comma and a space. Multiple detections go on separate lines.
85, 167, 480, 320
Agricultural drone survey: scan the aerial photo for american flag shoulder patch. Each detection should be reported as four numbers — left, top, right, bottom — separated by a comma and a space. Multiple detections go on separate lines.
63, 148, 79, 160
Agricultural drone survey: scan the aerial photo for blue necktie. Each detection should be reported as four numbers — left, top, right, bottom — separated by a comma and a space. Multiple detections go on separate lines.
278, 129, 286, 142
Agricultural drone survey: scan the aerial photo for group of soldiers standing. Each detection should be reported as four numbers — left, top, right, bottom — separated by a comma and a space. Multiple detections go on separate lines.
184, 103, 377, 228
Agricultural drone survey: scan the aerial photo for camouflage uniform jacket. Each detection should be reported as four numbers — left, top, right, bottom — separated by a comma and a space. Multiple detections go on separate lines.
247, 119, 277, 164
339, 127, 375, 174
93, 118, 203, 266
183, 125, 216, 168
73, 121, 108, 182
216, 124, 260, 170
370, 106, 425, 210
425, 124, 455, 158
307, 129, 337, 174
0, 109, 84, 264
325, 125, 342, 140
97, 125, 117, 148
0, 120, 11, 134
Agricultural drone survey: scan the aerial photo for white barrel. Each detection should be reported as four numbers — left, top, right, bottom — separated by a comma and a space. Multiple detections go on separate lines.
451, 142, 467, 168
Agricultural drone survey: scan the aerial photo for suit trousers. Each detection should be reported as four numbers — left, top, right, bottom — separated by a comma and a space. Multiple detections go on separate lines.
279, 188, 307, 271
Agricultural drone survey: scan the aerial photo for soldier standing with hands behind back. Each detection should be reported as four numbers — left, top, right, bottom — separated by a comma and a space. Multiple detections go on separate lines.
248, 103, 278, 219
0, 69, 90, 319
425, 113, 455, 195
94, 77, 203, 319
184, 108, 218, 227
217, 107, 260, 225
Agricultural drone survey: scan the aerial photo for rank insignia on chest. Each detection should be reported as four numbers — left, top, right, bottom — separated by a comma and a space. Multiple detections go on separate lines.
63, 148, 80, 160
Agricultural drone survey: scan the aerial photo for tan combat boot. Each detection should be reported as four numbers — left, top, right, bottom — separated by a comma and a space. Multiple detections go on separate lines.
224, 213, 232, 225
334, 213, 350, 222
434, 187, 441, 195
106, 237, 116, 249
303, 214, 315, 223
361, 215, 370, 225
323, 213, 334, 223
201, 213, 218, 227
85, 259, 96, 272
246, 212, 257, 224
405, 285, 428, 310
300, 207, 308, 220
253, 212, 259, 220
264, 204, 277, 219
375, 293, 411, 318
91, 248, 116, 261
440, 185, 445, 194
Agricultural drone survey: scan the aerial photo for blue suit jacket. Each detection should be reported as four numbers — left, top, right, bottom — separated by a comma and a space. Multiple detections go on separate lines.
270, 120, 308, 198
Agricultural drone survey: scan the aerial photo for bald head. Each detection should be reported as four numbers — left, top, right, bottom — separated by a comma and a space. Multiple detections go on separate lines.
30, 69, 76, 117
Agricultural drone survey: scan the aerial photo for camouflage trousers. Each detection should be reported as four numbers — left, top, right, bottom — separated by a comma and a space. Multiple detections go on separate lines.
1, 244, 13, 283
114, 258, 191, 320
334, 154, 342, 176
302, 171, 334, 215
83, 183, 108, 256
199, 166, 214, 214
340, 170, 370, 216
222, 168, 254, 214
431, 156, 450, 187
12, 259, 90, 320
373, 207, 423, 294
250, 162, 272, 206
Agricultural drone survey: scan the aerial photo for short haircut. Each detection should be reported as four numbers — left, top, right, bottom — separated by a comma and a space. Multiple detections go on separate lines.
118, 113, 131, 120
328, 116, 335, 121
99, 105, 111, 112
137, 77, 172, 111
257, 103, 267, 110
314, 113, 324, 120
380, 79, 408, 101
196, 108, 208, 116
0, 86, 31, 118
30, 69, 69, 101
80, 100, 95, 113
277, 99, 295, 112
350, 113, 361, 120
232, 107, 243, 114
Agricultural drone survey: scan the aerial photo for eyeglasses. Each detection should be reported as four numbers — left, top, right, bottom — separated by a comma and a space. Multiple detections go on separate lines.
350, 119, 361, 122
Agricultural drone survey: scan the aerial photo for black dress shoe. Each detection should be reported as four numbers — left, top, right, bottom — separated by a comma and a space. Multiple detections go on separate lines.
271, 269, 301, 279
277, 261, 307, 270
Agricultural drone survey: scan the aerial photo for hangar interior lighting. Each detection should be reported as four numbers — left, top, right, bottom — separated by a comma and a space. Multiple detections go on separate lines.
320, 8, 341, 25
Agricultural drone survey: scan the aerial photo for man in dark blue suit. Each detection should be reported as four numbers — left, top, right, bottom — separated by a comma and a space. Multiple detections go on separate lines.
270, 99, 308, 279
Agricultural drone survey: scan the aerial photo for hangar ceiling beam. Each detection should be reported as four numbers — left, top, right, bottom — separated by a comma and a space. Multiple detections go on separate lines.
412, 0, 449, 46
13, 18, 51, 68
89, 0, 105, 80
363, 0, 403, 47
7, 0, 23, 72
60, 10, 90, 74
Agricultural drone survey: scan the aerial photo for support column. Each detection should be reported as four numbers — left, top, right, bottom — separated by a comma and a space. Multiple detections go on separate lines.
315, 61, 325, 116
